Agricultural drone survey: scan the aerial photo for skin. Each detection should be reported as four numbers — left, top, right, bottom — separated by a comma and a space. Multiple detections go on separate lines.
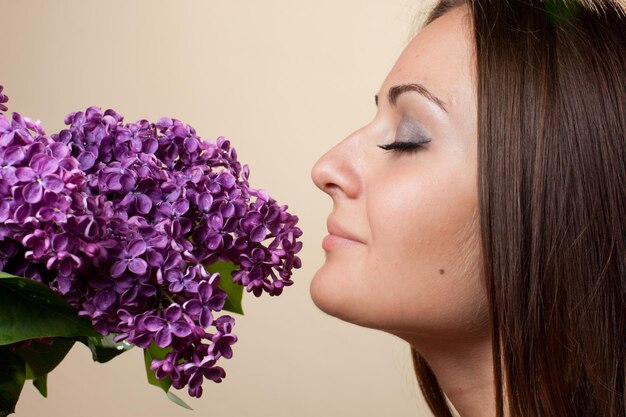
310, 6, 502, 417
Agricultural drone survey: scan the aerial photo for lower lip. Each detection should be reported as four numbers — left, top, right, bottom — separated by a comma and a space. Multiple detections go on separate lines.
322, 234, 362, 251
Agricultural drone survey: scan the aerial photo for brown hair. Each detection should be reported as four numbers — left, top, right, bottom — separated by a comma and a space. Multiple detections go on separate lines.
411, 1, 626, 416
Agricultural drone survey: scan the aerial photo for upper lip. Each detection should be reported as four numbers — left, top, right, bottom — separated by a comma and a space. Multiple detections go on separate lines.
326, 217, 364, 243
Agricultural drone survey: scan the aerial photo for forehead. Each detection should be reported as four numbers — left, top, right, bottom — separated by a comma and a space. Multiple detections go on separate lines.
381, 5, 475, 114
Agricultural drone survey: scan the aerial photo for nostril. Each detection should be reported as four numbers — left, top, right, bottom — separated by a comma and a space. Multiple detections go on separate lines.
311, 156, 341, 196
321, 182, 340, 195
311, 155, 359, 199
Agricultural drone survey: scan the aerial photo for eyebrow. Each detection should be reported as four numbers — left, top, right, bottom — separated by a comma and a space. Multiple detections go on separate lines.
375, 83, 448, 113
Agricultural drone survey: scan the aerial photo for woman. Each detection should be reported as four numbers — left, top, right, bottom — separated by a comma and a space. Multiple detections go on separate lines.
310, 0, 625, 416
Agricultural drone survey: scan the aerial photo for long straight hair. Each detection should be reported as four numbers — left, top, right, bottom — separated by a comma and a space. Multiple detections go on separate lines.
411, 1, 626, 416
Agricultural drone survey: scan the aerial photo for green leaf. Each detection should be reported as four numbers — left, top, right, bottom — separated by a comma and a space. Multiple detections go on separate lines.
143, 343, 172, 392
0, 346, 26, 416
166, 391, 192, 410
80, 334, 133, 363
143, 343, 193, 410
32, 375, 47, 398
204, 262, 244, 315
15, 338, 74, 379
0, 272, 99, 345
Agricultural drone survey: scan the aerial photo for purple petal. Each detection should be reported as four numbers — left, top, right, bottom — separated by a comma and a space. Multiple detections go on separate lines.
56, 274, 73, 295
251, 248, 265, 262
184, 280, 199, 293
13, 204, 31, 223
0, 167, 17, 184
216, 172, 235, 189
0, 201, 10, 222
184, 137, 199, 152
250, 225, 267, 243
173, 125, 188, 138
0, 131, 15, 147
37, 207, 55, 222
120, 193, 134, 207
120, 286, 139, 305
83, 219, 100, 240
127, 239, 147, 257
197, 281, 212, 302
77, 151, 96, 170
169, 281, 184, 293
120, 173, 136, 191
172, 199, 189, 216
144, 316, 166, 332
146, 250, 164, 267
199, 309, 213, 328
164, 304, 182, 322
143, 138, 158, 154
156, 202, 172, 217
154, 327, 172, 348
49, 142, 70, 159
32, 155, 58, 176
139, 284, 157, 298
110, 259, 128, 277
183, 300, 203, 316
116, 128, 132, 142
219, 202, 235, 218
170, 322, 192, 338
165, 269, 183, 284
201, 365, 225, 382
197, 192, 213, 212
15, 167, 36, 182
94, 289, 116, 310
136, 194, 152, 214
117, 309, 134, 324
130, 138, 143, 153
42, 175, 64, 192
131, 332, 153, 349
188, 370, 203, 391
164, 252, 183, 269
208, 292, 227, 311
207, 234, 222, 250
128, 258, 148, 275
208, 213, 223, 230
22, 182, 43, 203
3, 146, 24, 164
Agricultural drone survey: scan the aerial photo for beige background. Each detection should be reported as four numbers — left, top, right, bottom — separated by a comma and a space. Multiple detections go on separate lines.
3, 1, 439, 416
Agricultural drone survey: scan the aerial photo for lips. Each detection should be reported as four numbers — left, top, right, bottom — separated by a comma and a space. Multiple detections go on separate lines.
322, 218, 364, 250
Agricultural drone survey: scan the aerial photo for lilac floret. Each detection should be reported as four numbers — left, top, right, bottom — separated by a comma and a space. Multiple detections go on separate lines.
144, 304, 193, 348
0, 86, 8, 112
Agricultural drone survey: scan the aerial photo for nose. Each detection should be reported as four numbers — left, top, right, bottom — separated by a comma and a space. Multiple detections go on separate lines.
311, 135, 361, 199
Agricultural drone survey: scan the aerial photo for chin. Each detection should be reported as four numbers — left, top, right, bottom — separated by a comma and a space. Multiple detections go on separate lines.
309, 269, 341, 316
309, 269, 381, 330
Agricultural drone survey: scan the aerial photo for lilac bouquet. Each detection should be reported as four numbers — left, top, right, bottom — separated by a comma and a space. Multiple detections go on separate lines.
0, 85, 302, 414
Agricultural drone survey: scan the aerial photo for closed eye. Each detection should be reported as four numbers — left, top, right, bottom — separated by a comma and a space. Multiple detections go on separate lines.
377, 140, 430, 153
379, 114, 432, 154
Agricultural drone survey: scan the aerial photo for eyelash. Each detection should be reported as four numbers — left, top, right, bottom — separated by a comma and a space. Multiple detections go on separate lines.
377, 140, 430, 154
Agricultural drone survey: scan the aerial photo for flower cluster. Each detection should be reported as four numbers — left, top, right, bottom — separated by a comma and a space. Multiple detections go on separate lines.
0, 86, 302, 397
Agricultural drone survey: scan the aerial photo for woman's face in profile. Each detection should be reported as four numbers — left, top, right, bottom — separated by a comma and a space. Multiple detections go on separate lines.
311, 6, 488, 342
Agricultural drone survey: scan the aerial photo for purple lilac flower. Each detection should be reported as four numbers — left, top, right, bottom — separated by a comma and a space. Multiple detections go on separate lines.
144, 304, 193, 348
0, 92, 303, 398
183, 356, 225, 398
0, 85, 8, 112
110, 238, 148, 277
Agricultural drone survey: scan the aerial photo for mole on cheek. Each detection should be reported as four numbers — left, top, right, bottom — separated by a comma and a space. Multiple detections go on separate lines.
439, 269, 445, 275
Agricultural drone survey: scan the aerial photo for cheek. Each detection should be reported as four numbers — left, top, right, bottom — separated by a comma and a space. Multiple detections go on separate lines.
369, 163, 472, 263
365, 159, 487, 336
